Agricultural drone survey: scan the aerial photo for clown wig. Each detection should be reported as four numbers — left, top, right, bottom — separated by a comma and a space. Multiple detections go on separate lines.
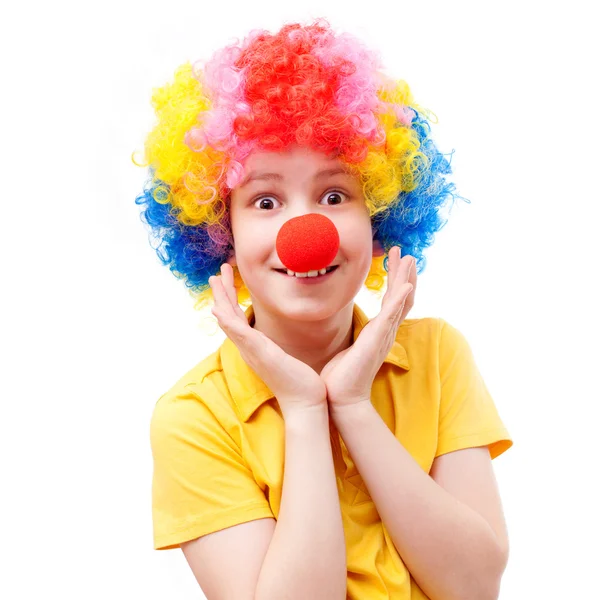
134, 18, 463, 312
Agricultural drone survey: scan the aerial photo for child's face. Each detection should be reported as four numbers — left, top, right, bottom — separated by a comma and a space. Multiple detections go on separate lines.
228, 144, 375, 322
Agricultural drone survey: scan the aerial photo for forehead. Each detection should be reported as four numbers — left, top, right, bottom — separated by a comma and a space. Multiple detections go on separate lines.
237, 145, 352, 187
244, 144, 337, 166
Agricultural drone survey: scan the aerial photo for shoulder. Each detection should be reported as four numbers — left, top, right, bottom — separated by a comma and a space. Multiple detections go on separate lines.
395, 316, 466, 349
150, 346, 236, 438
165, 347, 223, 396
394, 315, 443, 352
385, 316, 470, 373
396, 315, 441, 333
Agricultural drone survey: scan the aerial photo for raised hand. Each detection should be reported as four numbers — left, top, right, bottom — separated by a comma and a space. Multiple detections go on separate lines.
209, 263, 328, 420
320, 247, 417, 416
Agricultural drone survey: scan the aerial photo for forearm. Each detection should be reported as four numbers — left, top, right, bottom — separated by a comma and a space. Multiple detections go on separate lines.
255, 404, 347, 600
331, 401, 505, 600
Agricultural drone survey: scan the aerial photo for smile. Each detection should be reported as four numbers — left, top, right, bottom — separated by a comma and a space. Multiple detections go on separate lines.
274, 265, 339, 281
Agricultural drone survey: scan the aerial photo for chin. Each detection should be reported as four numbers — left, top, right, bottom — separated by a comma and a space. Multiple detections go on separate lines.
257, 289, 357, 324
277, 299, 339, 321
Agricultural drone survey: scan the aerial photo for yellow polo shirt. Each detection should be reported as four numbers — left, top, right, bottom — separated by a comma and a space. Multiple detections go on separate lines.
150, 303, 513, 599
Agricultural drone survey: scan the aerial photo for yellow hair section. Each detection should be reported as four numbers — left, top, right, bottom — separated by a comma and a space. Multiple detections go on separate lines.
142, 62, 229, 227
351, 80, 431, 218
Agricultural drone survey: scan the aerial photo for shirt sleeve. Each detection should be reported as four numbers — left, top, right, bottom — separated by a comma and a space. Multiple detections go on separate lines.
150, 389, 274, 550
435, 318, 513, 460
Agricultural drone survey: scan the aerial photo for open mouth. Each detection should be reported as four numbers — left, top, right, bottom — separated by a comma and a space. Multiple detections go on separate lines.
274, 265, 339, 279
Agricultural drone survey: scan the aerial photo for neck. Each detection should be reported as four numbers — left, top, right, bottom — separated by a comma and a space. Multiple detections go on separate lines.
250, 301, 355, 374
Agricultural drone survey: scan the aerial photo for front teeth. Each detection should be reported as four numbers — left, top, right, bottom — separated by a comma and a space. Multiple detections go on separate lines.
286, 268, 328, 278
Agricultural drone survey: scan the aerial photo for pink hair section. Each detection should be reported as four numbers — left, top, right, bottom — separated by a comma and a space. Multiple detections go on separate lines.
185, 38, 259, 190
312, 31, 386, 142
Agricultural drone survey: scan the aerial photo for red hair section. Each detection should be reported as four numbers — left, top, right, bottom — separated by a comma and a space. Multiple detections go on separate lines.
232, 22, 372, 163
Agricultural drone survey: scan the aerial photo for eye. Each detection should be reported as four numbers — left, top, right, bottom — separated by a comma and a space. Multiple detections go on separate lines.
319, 190, 347, 205
251, 189, 348, 210
252, 196, 281, 210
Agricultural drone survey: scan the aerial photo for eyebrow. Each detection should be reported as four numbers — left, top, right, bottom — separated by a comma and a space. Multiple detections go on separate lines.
238, 167, 352, 188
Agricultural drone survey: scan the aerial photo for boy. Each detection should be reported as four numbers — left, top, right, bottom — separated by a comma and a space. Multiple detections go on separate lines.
139, 19, 513, 600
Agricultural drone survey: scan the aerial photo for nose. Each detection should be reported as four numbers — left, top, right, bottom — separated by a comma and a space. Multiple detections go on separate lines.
276, 213, 340, 273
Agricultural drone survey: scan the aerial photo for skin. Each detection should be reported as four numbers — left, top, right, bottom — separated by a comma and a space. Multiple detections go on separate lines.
225, 144, 383, 375
209, 143, 417, 416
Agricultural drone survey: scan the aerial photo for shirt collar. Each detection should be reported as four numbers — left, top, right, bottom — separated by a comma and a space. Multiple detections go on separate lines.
220, 303, 410, 422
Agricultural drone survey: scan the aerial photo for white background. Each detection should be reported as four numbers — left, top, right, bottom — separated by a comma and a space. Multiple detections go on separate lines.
2, 0, 598, 597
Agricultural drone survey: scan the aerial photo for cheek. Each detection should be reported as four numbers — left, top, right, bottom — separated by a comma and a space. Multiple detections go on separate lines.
341, 215, 373, 256
340, 221, 374, 281
231, 221, 275, 271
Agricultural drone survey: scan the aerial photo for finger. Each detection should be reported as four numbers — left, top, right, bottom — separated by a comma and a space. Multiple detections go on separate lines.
387, 270, 413, 325
381, 246, 400, 305
210, 276, 248, 334
392, 282, 413, 323
394, 283, 413, 324
395, 258, 417, 326
210, 270, 262, 357
209, 274, 232, 314
398, 254, 414, 285
376, 289, 411, 342
400, 256, 416, 301
382, 249, 411, 313
407, 256, 417, 290
220, 263, 237, 306
403, 257, 417, 305
220, 263, 247, 319
386, 246, 400, 292
396, 255, 415, 296
395, 257, 414, 310
210, 279, 250, 341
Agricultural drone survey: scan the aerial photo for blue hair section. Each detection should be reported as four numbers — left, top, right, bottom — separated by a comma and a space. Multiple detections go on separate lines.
134, 171, 227, 293
135, 112, 466, 294
372, 111, 469, 274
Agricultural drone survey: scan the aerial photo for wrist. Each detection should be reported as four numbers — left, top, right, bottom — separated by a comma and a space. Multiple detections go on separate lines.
329, 398, 373, 424
282, 402, 330, 428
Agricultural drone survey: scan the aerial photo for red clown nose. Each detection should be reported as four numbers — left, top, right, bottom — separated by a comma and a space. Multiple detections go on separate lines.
276, 213, 340, 273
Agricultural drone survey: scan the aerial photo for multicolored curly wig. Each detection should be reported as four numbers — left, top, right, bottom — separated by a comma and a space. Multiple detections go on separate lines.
134, 18, 463, 313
